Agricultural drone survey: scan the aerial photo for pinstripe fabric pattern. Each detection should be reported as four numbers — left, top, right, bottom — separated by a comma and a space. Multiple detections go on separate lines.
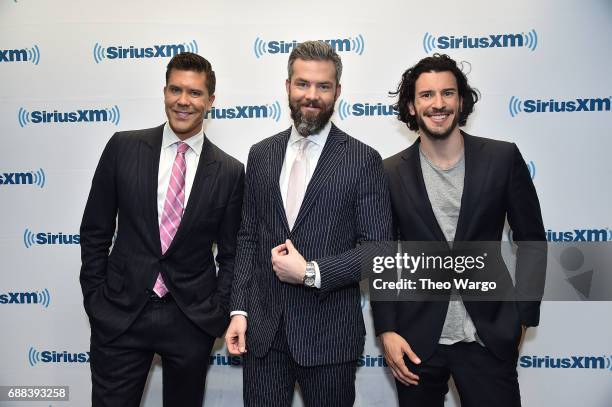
231, 123, 393, 368
243, 349, 357, 407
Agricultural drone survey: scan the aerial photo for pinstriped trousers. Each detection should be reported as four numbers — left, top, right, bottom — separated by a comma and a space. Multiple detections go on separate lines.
242, 316, 357, 407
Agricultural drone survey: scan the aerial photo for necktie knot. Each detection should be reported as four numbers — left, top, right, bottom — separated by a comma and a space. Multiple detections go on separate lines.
296, 137, 310, 154
176, 142, 190, 155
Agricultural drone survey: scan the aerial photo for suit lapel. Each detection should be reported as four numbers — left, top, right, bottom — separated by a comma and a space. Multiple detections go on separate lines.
398, 140, 446, 241
291, 123, 347, 232
454, 132, 490, 242
271, 129, 292, 233
164, 135, 219, 255
139, 125, 164, 255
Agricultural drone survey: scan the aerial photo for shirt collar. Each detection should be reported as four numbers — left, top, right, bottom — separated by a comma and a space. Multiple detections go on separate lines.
162, 122, 205, 156
289, 121, 332, 148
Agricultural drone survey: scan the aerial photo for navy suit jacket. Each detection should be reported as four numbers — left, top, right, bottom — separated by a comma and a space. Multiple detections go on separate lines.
372, 132, 546, 362
80, 124, 244, 344
231, 123, 393, 367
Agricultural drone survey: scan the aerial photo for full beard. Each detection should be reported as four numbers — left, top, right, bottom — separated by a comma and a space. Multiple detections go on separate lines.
416, 109, 460, 141
289, 97, 335, 137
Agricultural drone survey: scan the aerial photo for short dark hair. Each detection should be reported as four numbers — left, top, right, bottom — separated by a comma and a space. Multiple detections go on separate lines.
165, 52, 216, 95
390, 53, 479, 131
287, 41, 343, 84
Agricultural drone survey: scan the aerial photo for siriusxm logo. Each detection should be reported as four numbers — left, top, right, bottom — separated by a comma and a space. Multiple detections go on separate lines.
205, 101, 281, 122
337, 99, 397, 120
209, 353, 242, 366
253, 35, 365, 58
18, 105, 120, 127
0, 45, 40, 65
547, 228, 611, 242
526, 161, 535, 179
520, 354, 612, 371
357, 354, 388, 368
93, 40, 198, 63
423, 30, 538, 53
0, 168, 45, 188
0, 289, 51, 308
23, 229, 80, 248
509, 96, 611, 117
28, 347, 89, 366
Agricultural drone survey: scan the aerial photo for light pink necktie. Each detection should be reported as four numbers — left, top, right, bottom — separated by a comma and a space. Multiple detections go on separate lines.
286, 138, 309, 230
154, 141, 190, 297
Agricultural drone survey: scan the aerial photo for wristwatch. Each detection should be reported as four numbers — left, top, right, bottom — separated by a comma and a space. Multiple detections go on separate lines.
303, 261, 316, 288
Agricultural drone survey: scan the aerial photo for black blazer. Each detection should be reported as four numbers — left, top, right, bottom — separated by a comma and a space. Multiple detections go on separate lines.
80, 124, 244, 344
372, 132, 546, 361
231, 123, 393, 367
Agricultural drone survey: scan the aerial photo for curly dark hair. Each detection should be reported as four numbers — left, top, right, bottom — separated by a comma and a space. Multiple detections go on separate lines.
390, 53, 479, 131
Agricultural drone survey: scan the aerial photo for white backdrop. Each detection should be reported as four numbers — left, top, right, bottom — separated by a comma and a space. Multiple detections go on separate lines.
1, 0, 611, 406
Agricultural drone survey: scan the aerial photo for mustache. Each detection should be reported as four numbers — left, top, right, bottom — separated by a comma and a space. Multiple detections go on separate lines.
425, 108, 453, 116
301, 100, 322, 109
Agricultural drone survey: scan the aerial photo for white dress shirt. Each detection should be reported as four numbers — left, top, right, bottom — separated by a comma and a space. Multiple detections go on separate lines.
157, 123, 204, 225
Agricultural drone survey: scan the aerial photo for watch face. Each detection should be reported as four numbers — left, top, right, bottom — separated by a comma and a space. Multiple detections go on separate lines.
304, 276, 315, 287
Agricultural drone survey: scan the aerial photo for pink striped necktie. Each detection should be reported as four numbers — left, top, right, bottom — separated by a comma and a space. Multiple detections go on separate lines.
286, 138, 309, 230
153, 141, 190, 297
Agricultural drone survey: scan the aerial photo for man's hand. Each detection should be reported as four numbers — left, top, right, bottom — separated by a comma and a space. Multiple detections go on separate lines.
380, 331, 421, 386
271, 239, 307, 284
225, 315, 247, 355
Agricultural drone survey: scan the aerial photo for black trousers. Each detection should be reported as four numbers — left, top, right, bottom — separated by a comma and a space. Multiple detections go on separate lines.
396, 342, 521, 407
89, 294, 216, 407
243, 317, 357, 407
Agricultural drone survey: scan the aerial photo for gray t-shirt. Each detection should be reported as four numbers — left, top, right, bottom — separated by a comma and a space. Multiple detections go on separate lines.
419, 148, 482, 345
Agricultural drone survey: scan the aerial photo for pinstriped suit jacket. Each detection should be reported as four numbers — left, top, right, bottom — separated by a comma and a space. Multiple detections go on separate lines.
231, 123, 392, 367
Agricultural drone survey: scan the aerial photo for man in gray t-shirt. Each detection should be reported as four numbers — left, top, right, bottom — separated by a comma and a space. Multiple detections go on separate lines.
372, 54, 546, 407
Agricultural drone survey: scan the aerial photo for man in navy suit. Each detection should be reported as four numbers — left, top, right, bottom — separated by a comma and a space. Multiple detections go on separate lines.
372, 54, 546, 406
225, 41, 392, 406
80, 52, 244, 407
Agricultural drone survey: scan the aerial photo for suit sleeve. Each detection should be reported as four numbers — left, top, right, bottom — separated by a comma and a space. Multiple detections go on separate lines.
230, 148, 258, 312
79, 133, 120, 308
213, 161, 245, 315
315, 148, 393, 294
506, 143, 547, 327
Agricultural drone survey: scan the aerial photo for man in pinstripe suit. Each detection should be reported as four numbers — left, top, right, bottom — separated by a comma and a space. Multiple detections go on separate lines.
225, 41, 392, 406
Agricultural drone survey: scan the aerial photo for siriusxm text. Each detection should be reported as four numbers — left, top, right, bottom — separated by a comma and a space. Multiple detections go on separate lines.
437, 34, 526, 49
28, 110, 111, 123
547, 228, 611, 242
520, 355, 609, 369
105, 45, 187, 59
0, 292, 38, 304
524, 98, 610, 113
34, 233, 80, 245
205, 106, 267, 120
0, 172, 34, 185
267, 39, 352, 54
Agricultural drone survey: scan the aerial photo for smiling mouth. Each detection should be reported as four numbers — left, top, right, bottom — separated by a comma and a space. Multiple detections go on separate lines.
174, 111, 192, 119
426, 112, 451, 124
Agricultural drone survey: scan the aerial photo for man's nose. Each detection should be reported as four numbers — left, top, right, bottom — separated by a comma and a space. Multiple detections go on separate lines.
304, 85, 318, 100
177, 91, 190, 105
432, 93, 445, 108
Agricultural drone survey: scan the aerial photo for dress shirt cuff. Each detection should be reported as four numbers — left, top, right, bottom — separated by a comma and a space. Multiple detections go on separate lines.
313, 261, 321, 289
230, 311, 248, 318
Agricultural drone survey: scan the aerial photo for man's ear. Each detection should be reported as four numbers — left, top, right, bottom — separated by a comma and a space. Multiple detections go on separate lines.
408, 101, 415, 116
